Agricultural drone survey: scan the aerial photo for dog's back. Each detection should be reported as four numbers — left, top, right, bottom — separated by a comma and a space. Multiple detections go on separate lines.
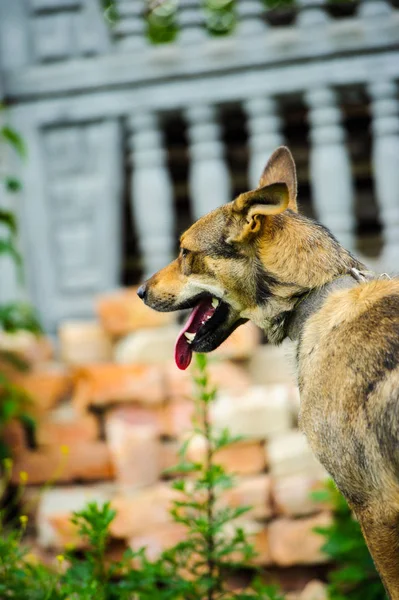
299, 278, 399, 596
299, 278, 399, 504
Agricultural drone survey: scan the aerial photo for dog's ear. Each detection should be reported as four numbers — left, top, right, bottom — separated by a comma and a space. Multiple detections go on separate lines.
258, 146, 297, 212
229, 182, 289, 242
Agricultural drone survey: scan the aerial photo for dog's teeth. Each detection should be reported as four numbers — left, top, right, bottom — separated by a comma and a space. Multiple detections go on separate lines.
206, 315, 212, 320
184, 332, 195, 342
212, 297, 220, 309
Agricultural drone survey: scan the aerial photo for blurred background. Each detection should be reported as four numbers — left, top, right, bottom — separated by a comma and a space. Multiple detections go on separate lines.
0, 1, 398, 596
0, 0, 398, 330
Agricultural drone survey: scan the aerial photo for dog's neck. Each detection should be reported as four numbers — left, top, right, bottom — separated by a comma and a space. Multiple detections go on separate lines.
286, 269, 376, 342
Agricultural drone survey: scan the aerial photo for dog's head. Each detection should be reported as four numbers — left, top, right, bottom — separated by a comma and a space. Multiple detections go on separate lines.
138, 146, 355, 369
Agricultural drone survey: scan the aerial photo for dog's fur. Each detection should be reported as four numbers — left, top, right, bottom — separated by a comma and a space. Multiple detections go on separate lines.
139, 147, 399, 598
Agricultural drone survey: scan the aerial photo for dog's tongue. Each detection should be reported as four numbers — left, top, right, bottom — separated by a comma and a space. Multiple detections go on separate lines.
174, 298, 216, 370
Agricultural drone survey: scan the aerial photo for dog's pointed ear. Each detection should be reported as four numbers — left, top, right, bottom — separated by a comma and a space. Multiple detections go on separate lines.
229, 182, 289, 242
259, 146, 297, 212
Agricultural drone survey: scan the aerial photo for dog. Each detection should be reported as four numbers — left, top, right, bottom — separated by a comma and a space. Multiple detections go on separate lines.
137, 146, 399, 598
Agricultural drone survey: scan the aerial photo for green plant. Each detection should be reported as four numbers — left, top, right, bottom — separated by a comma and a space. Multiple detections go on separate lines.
0, 354, 285, 599
146, 0, 179, 44
160, 353, 283, 599
202, 0, 237, 37
313, 480, 387, 600
0, 104, 26, 195
0, 105, 41, 459
101, 0, 303, 44
0, 104, 25, 281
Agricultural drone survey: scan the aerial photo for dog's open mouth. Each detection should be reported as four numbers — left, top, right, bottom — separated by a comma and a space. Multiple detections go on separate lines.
174, 296, 246, 370
175, 296, 226, 370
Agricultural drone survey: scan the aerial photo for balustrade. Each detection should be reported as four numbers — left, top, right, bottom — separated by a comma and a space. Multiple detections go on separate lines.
244, 96, 284, 189
128, 112, 175, 279
1, 0, 398, 328
185, 104, 232, 218
369, 80, 399, 269
237, 0, 268, 36
306, 87, 355, 251
358, 0, 392, 18
0, 0, 29, 68
297, 0, 330, 28
113, 0, 147, 50
178, 0, 207, 44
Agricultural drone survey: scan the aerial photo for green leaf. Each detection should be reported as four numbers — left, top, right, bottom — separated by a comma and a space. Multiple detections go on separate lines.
171, 479, 186, 492
1, 126, 26, 158
145, 0, 179, 44
19, 413, 36, 435
194, 352, 208, 372
0, 302, 42, 334
1, 398, 18, 421
4, 177, 22, 193
310, 488, 331, 503
0, 238, 24, 283
0, 238, 22, 268
0, 349, 29, 371
0, 210, 18, 235
214, 427, 243, 450
167, 461, 202, 474
177, 435, 193, 459
203, 0, 237, 36
0, 125, 26, 158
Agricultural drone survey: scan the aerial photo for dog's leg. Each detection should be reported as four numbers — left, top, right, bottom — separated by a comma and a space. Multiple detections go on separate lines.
355, 505, 399, 599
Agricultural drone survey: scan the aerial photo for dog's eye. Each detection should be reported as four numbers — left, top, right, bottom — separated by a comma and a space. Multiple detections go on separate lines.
180, 248, 190, 258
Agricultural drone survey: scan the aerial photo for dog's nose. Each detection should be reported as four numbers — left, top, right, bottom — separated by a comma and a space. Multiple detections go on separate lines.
137, 284, 147, 300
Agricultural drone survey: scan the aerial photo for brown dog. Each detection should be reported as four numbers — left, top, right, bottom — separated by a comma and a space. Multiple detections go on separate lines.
138, 147, 399, 598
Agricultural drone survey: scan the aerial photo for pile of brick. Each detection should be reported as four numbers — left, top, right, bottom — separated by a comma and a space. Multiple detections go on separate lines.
1, 287, 331, 598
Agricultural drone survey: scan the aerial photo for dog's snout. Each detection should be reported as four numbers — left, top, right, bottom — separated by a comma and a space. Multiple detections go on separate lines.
137, 283, 147, 300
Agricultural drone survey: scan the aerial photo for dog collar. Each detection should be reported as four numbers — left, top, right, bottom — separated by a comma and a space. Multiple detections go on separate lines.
287, 268, 377, 342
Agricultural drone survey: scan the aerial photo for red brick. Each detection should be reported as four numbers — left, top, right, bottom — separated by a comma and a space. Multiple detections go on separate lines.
129, 523, 186, 561
299, 581, 328, 600
268, 431, 327, 479
114, 326, 178, 364
9, 363, 71, 414
96, 287, 174, 337
267, 513, 332, 566
271, 474, 330, 517
212, 385, 293, 440
187, 436, 266, 476
11, 441, 114, 485
224, 475, 272, 521
105, 407, 161, 488
213, 322, 261, 360
36, 404, 99, 447
252, 527, 272, 565
59, 321, 113, 365
164, 360, 251, 403
72, 363, 165, 410
107, 404, 163, 430
248, 340, 298, 386
0, 331, 53, 365
160, 399, 194, 437
160, 439, 180, 473
3, 419, 26, 452
111, 483, 177, 538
